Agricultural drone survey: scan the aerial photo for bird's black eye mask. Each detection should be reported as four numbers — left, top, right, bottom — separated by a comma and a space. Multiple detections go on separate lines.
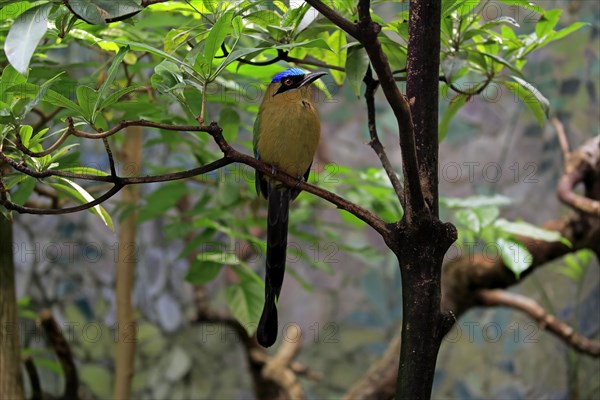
273, 74, 305, 96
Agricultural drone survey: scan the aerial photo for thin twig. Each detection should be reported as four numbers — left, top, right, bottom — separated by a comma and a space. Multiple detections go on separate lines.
551, 116, 571, 167
303, 0, 359, 37
23, 357, 42, 400
285, 55, 345, 71
1, 180, 124, 215
3, 118, 390, 234
476, 289, 600, 357
556, 135, 600, 216
32, 107, 62, 132
364, 67, 404, 205
198, 81, 207, 125
39, 309, 79, 399
102, 138, 117, 177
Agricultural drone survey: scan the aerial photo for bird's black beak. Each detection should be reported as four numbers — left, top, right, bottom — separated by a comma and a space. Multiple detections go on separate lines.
298, 71, 327, 88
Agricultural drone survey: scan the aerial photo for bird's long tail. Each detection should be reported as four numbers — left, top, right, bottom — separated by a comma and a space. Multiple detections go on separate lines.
257, 188, 290, 347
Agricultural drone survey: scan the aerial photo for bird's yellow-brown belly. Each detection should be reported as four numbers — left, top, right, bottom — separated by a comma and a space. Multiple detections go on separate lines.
256, 101, 320, 179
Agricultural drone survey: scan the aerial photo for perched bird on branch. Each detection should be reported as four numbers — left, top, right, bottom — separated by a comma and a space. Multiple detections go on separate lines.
253, 68, 326, 347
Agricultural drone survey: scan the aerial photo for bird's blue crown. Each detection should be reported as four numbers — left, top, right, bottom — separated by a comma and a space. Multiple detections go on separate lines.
271, 68, 305, 83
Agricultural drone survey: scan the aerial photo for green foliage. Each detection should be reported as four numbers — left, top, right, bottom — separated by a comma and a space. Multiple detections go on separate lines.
442, 195, 571, 278
557, 249, 594, 282
0, 0, 586, 330
436, 0, 587, 129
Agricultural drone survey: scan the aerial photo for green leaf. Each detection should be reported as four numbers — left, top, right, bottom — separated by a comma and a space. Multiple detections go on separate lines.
138, 182, 188, 223
497, 237, 532, 279
501, 76, 549, 125
90, 0, 143, 20
202, 10, 234, 78
76, 86, 99, 121
441, 51, 468, 83
164, 28, 191, 54
226, 278, 264, 335
455, 208, 480, 233
441, 194, 512, 208
11, 176, 36, 205
557, 253, 584, 282
68, 0, 106, 25
496, 0, 544, 14
21, 72, 66, 118
93, 46, 128, 122
494, 218, 570, 246
58, 167, 109, 177
0, 65, 27, 100
338, 209, 367, 227
219, 107, 240, 142
245, 10, 281, 29
273, 1, 288, 13
481, 16, 520, 29
324, 30, 347, 85
345, 46, 369, 97
535, 9, 561, 39
109, 39, 195, 74
68, 28, 120, 52
186, 255, 224, 285
35, 358, 64, 375
99, 85, 140, 111
271, 39, 333, 52
232, 15, 244, 39
51, 178, 114, 230
439, 94, 468, 141
474, 206, 500, 228
43, 88, 83, 114
4, 3, 53, 75
550, 22, 588, 43
19, 125, 33, 147
79, 364, 112, 398
479, 51, 523, 76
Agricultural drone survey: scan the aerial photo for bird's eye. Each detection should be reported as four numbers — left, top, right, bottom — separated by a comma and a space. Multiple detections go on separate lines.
283, 78, 293, 86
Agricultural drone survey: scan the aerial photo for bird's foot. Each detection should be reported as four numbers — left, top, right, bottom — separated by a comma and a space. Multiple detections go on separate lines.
294, 176, 306, 189
270, 165, 278, 176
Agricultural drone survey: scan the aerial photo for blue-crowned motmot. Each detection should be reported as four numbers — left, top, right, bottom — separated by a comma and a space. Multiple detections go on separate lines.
253, 68, 326, 347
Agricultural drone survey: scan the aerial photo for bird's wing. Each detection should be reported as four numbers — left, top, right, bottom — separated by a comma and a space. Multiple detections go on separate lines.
253, 111, 269, 198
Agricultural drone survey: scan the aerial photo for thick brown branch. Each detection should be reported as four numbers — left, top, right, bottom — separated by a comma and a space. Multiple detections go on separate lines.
344, 335, 401, 400
39, 309, 79, 399
262, 332, 305, 400
476, 289, 600, 357
193, 301, 311, 400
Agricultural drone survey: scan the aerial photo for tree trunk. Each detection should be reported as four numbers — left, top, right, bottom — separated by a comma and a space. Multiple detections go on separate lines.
0, 215, 25, 399
394, 0, 456, 398
113, 127, 143, 400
